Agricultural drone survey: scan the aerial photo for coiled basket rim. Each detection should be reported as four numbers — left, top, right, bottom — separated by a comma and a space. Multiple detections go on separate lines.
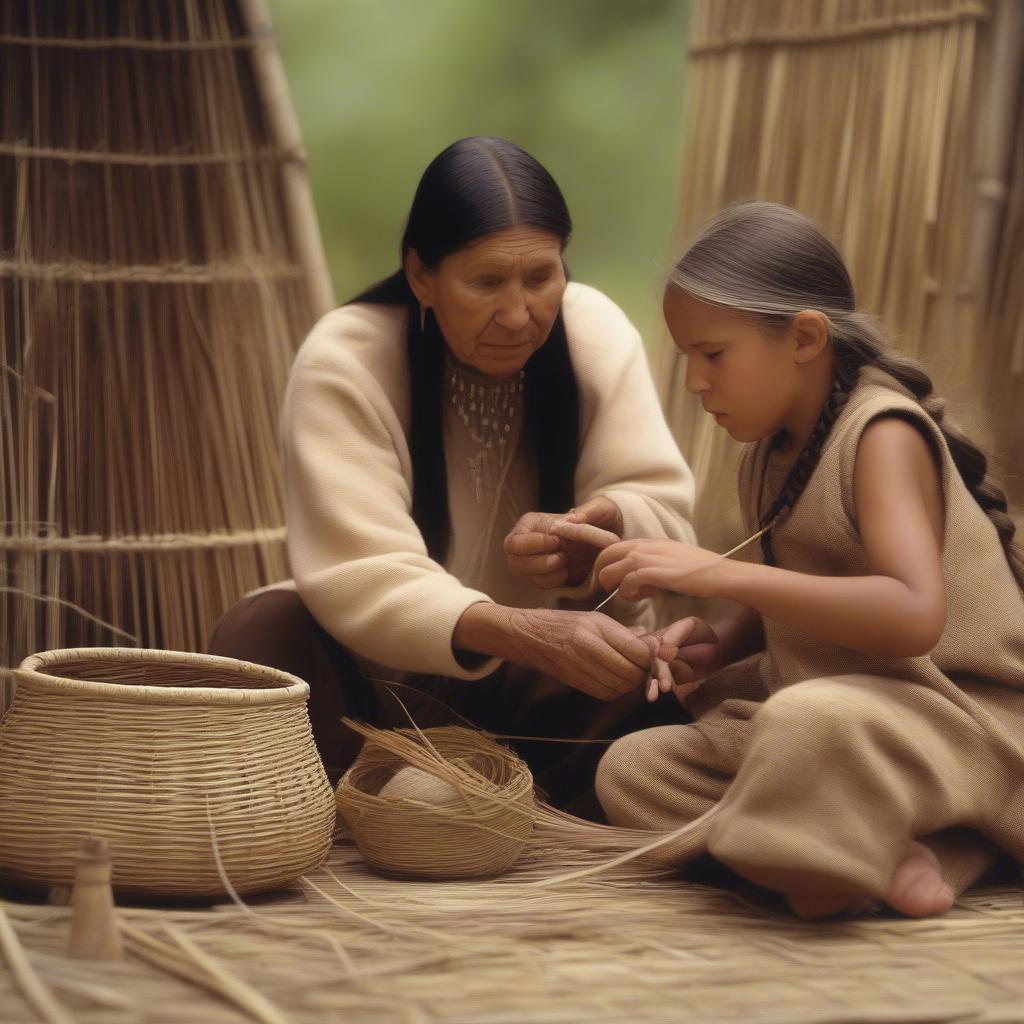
14, 647, 309, 706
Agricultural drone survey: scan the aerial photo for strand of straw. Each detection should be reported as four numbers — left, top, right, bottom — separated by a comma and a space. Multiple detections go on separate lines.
162, 927, 290, 1024
0, 586, 138, 642
0, 140, 284, 166
1, 527, 287, 553
523, 804, 721, 890
204, 799, 360, 978
0, 904, 75, 1024
0, 32, 266, 51
120, 922, 289, 1024
361, 676, 657, 746
593, 522, 775, 613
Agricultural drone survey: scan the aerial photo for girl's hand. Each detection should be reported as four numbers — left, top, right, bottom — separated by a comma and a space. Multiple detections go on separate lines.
504, 496, 622, 589
641, 617, 725, 703
594, 539, 725, 601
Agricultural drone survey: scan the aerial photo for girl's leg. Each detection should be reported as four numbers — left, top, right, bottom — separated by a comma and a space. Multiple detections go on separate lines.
706, 675, 1012, 917
594, 697, 760, 842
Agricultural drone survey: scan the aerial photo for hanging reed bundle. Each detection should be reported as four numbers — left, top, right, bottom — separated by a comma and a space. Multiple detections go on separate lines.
662, 0, 1023, 554
334, 722, 536, 880
0, 647, 336, 898
986, 57, 1024, 512
0, 1, 333, 713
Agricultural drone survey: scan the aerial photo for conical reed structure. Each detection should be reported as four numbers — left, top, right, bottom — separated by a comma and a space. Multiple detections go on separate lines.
0, 0, 334, 709
661, 0, 1023, 553
985, 24, 1024, 511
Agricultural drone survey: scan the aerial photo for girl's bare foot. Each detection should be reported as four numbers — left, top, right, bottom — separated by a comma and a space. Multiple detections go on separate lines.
884, 840, 954, 917
786, 832, 991, 920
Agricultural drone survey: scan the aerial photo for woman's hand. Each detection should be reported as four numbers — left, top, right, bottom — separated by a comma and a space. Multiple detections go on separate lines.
642, 617, 725, 703
594, 539, 725, 601
454, 603, 651, 698
504, 496, 623, 589
503, 607, 652, 700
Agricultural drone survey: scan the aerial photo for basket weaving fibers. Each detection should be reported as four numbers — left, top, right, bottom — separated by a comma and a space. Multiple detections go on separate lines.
0, 0, 333, 715
0, 648, 335, 898
335, 722, 535, 880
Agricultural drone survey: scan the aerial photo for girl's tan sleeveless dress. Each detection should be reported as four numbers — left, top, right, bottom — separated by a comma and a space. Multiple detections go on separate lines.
596, 367, 1024, 899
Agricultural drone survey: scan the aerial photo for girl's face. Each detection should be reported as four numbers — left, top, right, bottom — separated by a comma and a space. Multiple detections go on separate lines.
663, 287, 803, 444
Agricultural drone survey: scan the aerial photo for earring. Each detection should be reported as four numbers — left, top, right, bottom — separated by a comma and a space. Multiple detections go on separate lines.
419, 304, 427, 332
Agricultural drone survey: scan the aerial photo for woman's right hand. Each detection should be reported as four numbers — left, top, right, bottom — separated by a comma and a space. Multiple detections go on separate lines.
452, 603, 651, 700
504, 607, 652, 700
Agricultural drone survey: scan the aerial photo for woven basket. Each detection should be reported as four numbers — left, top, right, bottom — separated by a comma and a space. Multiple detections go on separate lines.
335, 724, 536, 880
0, 648, 336, 898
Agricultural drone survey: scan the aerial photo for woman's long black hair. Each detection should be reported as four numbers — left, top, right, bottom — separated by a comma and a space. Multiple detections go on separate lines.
350, 137, 579, 564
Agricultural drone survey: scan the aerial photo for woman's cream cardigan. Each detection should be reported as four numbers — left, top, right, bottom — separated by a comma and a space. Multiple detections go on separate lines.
280, 282, 696, 680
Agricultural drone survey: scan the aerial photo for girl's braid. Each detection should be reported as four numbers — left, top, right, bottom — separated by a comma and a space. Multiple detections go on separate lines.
759, 359, 859, 566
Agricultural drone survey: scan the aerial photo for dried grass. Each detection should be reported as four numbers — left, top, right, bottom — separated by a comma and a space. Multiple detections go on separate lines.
0, 0, 333, 711
2, 828, 1024, 1024
663, 0, 1024, 553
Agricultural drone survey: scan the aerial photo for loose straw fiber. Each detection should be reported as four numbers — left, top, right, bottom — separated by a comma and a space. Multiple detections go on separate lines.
0, 1, 333, 713
662, 0, 1023, 554
0, 647, 336, 898
335, 722, 536, 880
5, 839, 1024, 1023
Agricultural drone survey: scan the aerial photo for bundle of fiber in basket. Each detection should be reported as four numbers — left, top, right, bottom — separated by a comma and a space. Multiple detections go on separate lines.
335, 722, 536, 880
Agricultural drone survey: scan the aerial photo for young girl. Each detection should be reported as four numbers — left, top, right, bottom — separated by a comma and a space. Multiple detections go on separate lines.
590, 201, 1024, 919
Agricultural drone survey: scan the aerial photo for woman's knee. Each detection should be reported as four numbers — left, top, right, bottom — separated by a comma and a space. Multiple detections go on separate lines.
208, 587, 319, 676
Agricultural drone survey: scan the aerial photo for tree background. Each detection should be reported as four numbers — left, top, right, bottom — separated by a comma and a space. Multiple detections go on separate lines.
270, 0, 692, 344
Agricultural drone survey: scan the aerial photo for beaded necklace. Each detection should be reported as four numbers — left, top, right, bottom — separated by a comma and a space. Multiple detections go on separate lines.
445, 356, 525, 502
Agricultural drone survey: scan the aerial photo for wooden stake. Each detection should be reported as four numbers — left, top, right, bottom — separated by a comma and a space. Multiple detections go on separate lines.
67, 835, 123, 961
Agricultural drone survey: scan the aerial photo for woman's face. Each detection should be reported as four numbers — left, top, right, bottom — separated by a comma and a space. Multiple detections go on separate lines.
408, 226, 567, 378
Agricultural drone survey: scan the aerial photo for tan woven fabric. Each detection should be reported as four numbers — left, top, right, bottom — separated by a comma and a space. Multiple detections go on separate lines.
597, 368, 1024, 899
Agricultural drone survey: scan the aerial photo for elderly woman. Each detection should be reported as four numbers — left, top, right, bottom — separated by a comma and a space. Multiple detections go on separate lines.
210, 137, 695, 817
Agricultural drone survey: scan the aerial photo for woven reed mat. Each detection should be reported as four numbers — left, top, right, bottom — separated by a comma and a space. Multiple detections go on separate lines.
2, 823, 1023, 1024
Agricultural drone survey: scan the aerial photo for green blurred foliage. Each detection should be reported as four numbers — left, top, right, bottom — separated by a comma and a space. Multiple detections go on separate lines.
270, 0, 691, 344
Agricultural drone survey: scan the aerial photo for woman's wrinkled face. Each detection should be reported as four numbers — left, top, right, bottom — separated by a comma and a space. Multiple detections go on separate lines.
664, 287, 801, 443
410, 226, 567, 378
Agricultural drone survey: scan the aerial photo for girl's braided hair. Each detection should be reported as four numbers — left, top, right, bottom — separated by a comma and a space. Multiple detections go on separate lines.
669, 201, 1023, 586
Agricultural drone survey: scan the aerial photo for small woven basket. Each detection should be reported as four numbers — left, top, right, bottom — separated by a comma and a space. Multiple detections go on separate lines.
0, 648, 336, 898
335, 723, 536, 880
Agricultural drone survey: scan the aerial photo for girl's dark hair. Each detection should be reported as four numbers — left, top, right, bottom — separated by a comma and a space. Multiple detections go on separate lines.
669, 201, 1023, 587
350, 137, 578, 563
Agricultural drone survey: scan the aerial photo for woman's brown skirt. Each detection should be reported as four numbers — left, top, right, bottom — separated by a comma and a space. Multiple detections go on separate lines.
208, 588, 686, 821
